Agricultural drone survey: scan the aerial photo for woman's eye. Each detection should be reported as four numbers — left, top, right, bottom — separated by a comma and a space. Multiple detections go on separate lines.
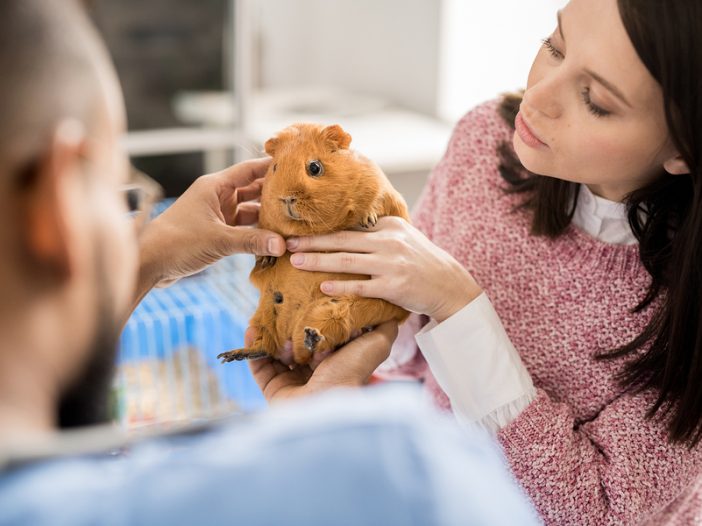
581, 87, 611, 118
306, 160, 324, 177
541, 37, 564, 60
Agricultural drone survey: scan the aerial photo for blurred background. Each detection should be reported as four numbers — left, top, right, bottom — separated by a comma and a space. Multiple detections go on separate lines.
87, 0, 566, 205
83, 0, 568, 430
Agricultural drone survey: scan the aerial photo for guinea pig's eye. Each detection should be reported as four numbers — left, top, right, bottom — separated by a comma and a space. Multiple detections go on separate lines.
306, 160, 324, 178
273, 163, 277, 173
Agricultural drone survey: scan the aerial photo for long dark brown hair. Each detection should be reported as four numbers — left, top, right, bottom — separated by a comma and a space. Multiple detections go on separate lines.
498, 0, 702, 446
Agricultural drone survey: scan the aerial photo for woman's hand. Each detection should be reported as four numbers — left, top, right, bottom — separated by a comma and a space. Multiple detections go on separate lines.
134, 158, 285, 303
249, 321, 398, 402
286, 216, 482, 322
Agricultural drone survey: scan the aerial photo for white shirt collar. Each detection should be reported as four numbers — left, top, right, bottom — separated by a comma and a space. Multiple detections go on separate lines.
571, 184, 637, 245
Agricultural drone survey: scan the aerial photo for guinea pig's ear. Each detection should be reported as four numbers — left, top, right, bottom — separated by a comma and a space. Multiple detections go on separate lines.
264, 136, 279, 157
321, 124, 352, 151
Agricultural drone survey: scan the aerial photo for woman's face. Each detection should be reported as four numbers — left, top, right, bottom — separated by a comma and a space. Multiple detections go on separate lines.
513, 0, 680, 202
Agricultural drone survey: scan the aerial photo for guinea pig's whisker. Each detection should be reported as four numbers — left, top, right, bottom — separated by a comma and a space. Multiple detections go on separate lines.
309, 204, 335, 233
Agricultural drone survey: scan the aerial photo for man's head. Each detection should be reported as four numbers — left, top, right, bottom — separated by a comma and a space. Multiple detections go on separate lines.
0, 0, 136, 434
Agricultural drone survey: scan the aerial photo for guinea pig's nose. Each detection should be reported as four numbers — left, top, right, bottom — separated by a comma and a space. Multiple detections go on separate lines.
281, 197, 297, 205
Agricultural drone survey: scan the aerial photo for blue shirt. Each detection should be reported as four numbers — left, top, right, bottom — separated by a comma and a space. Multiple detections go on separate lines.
0, 385, 539, 525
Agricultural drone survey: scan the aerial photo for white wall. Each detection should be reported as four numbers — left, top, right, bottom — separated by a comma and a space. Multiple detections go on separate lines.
258, 0, 442, 115
437, 0, 568, 121
257, 0, 568, 122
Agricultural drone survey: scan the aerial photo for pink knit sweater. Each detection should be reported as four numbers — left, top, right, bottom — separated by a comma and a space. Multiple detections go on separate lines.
391, 100, 702, 525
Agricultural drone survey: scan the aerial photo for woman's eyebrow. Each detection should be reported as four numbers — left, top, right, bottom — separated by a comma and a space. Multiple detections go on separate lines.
557, 9, 633, 109
585, 70, 634, 108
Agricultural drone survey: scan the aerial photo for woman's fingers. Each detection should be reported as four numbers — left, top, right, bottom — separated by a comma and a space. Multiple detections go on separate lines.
289, 252, 395, 300
290, 251, 377, 275
318, 279, 382, 298
289, 251, 391, 298
286, 217, 412, 255
287, 229, 378, 253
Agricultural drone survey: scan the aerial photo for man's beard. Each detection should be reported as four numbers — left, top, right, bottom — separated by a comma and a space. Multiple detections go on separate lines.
57, 257, 122, 429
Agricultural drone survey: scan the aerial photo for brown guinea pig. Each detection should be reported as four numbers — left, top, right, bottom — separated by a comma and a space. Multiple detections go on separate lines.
217, 123, 411, 365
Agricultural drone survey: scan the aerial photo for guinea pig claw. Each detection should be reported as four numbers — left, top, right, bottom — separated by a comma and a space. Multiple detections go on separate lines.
255, 256, 277, 270
360, 212, 378, 229
217, 349, 269, 363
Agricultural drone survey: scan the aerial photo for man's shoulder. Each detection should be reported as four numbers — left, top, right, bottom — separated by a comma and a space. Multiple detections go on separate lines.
0, 386, 539, 526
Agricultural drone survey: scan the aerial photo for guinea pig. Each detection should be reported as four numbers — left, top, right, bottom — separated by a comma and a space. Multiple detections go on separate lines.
217, 123, 411, 365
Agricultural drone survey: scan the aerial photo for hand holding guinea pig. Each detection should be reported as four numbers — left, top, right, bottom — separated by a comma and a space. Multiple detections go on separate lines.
285, 217, 484, 324
218, 123, 410, 365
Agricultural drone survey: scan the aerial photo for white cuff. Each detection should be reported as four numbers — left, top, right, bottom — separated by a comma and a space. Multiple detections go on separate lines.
415, 293, 536, 431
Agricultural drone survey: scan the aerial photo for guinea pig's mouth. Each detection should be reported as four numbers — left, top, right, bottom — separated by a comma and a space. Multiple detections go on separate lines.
284, 203, 303, 221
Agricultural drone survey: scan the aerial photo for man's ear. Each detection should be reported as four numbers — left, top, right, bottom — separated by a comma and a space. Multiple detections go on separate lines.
663, 154, 690, 176
22, 120, 88, 281
321, 124, 352, 151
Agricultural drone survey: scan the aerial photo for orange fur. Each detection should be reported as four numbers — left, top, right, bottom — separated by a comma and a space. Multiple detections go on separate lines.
218, 123, 411, 365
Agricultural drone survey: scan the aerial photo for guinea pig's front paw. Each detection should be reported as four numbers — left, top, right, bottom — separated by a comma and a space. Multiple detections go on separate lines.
360, 211, 378, 229
255, 255, 278, 270
217, 348, 270, 363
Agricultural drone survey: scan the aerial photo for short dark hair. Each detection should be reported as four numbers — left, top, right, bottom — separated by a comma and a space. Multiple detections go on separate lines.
0, 0, 104, 178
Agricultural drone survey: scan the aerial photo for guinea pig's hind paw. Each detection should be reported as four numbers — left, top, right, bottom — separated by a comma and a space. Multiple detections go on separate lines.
360, 212, 378, 229
303, 327, 325, 352
217, 349, 269, 363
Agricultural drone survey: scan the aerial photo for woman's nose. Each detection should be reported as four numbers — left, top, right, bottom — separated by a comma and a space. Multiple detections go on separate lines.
524, 76, 564, 120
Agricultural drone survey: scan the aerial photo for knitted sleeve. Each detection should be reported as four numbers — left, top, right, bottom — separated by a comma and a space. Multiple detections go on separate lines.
498, 387, 702, 525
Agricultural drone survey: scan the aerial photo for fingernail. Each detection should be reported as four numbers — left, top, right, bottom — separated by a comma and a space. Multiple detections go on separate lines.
291, 253, 304, 265
287, 238, 299, 250
321, 282, 333, 293
268, 238, 283, 255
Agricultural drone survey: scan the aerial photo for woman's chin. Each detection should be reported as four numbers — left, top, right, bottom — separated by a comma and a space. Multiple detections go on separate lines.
513, 133, 550, 176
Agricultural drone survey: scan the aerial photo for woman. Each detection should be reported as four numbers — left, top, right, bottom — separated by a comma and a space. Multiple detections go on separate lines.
252, 0, 702, 523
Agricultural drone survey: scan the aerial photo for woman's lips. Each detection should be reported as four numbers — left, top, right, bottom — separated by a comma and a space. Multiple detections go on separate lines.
515, 112, 548, 149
